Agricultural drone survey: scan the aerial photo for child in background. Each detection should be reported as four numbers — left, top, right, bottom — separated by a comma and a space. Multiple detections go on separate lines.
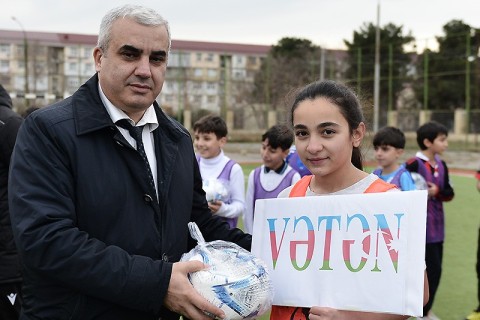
243, 124, 300, 234
465, 168, 480, 320
405, 120, 454, 320
372, 126, 417, 191
273, 80, 428, 320
463, 167, 480, 320
193, 114, 245, 229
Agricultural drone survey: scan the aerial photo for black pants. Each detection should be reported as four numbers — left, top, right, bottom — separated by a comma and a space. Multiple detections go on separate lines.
0, 283, 22, 320
423, 242, 443, 316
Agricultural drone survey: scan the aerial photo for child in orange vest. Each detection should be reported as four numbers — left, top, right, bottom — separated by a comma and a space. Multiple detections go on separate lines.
271, 80, 429, 320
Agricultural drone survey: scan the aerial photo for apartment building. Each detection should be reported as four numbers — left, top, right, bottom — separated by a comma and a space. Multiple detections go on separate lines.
0, 29, 270, 117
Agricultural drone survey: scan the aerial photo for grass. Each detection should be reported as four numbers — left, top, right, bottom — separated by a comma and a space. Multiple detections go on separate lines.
238, 163, 480, 319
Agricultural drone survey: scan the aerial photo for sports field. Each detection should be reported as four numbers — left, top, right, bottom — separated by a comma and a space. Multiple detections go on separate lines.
239, 164, 480, 319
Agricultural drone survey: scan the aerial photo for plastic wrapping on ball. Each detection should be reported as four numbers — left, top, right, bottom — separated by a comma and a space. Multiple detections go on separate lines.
202, 178, 230, 203
181, 222, 274, 320
411, 172, 428, 190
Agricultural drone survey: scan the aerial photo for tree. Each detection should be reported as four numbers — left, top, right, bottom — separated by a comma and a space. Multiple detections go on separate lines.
252, 37, 320, 125
344, 23, 414, 125
414, 20, 480, 111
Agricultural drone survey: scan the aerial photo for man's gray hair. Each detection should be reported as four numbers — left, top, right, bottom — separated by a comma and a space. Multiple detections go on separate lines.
97, 4, 171, 53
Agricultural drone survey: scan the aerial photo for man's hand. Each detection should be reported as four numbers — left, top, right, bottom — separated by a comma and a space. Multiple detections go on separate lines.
164, 260, 225, 319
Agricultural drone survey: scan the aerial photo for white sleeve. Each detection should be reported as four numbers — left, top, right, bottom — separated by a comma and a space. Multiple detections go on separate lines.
243, 170, 256, 234
216, 163, 245, 219
292, 172, 301, 185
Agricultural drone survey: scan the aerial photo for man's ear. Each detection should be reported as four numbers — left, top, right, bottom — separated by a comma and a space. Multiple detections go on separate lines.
352, 122, 366, 147
93, 47, 103, 72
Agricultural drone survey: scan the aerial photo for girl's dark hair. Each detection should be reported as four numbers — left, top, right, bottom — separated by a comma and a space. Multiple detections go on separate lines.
289, 80, 365, 170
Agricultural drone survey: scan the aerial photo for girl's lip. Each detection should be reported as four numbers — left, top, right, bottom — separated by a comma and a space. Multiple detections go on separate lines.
307, 157, 328, 164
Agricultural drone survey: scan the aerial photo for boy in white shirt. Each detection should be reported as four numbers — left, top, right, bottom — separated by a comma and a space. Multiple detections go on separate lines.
243, 124, 300, 234
193, 114, 245, 228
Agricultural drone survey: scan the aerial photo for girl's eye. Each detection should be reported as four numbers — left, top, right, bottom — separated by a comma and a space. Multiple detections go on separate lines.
295, 130, 308, 138
322, 129, 335, 136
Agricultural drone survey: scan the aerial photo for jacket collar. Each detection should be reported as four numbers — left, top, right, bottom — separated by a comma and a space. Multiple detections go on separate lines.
73, 74, 186, 142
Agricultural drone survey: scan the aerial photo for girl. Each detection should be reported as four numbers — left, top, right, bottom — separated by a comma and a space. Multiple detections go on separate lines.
271, 80, 428, 320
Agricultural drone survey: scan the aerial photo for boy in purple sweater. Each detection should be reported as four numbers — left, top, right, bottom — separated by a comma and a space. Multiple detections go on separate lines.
405, 121, 454, 319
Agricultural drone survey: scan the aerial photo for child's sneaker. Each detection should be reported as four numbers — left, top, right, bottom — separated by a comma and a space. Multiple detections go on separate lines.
466, 310, 480, 320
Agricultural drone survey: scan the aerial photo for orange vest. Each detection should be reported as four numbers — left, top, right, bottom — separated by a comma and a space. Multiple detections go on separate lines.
270, 175, 396, 320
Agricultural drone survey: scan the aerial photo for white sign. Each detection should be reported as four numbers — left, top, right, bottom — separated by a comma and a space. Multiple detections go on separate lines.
251, 190, 427, 316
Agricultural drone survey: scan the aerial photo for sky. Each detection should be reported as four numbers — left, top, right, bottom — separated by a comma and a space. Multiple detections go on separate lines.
1, 0, 478, 51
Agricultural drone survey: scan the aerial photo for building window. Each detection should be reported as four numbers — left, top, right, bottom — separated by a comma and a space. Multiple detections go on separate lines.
0, 44, 10, 56
69, 46, 78, 57
68, 62, 78, 72
248, 56, 257, 65
84, 63, 93, 74
0, 60, 9, 72
16, 45, 24, 56
83, 47, 93, 58
207, 69, 217, 77
207, 95, 216, 103
194, 68, 203, 77
206, 53, 214, 62
196, 53, 202, 61
68, 77, 80, 88
193, 95, 202, 103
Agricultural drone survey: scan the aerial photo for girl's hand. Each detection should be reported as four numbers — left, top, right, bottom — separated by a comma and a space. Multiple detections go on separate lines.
309, 307, 341, 320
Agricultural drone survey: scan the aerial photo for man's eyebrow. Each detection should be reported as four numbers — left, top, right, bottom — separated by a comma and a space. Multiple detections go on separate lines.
119, 44, 141, 53
151, 50, 167, 57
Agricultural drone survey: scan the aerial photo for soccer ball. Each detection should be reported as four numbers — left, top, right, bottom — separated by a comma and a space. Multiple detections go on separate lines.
411, 172, 428, 190
183, 241, 273, 320
203, 178, 230, 203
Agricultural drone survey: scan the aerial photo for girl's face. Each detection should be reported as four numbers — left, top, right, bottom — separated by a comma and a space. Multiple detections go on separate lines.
292, 97, 364, 178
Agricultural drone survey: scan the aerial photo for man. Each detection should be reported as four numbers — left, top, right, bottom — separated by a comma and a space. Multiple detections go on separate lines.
0, 84, 23, 319
8, 5, 251, 320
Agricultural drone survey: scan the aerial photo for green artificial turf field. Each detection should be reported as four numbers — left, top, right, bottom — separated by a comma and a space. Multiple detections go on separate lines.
239, 164, 480, 319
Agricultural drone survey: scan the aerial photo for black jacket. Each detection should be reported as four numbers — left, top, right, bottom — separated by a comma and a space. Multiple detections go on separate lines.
0, 84, 23, 289
9, 75, 251, 319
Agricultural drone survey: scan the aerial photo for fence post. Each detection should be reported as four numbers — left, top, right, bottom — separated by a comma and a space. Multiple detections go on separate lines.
419, 110, 432, 126
183, 109, 192, 131
454, 108, 467, 135
226, 110, 234, 131
387, 110, 398, 127
267, 110, 277, 128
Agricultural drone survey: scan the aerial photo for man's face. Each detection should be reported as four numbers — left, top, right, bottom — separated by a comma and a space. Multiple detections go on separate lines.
94, 18, 169, 121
